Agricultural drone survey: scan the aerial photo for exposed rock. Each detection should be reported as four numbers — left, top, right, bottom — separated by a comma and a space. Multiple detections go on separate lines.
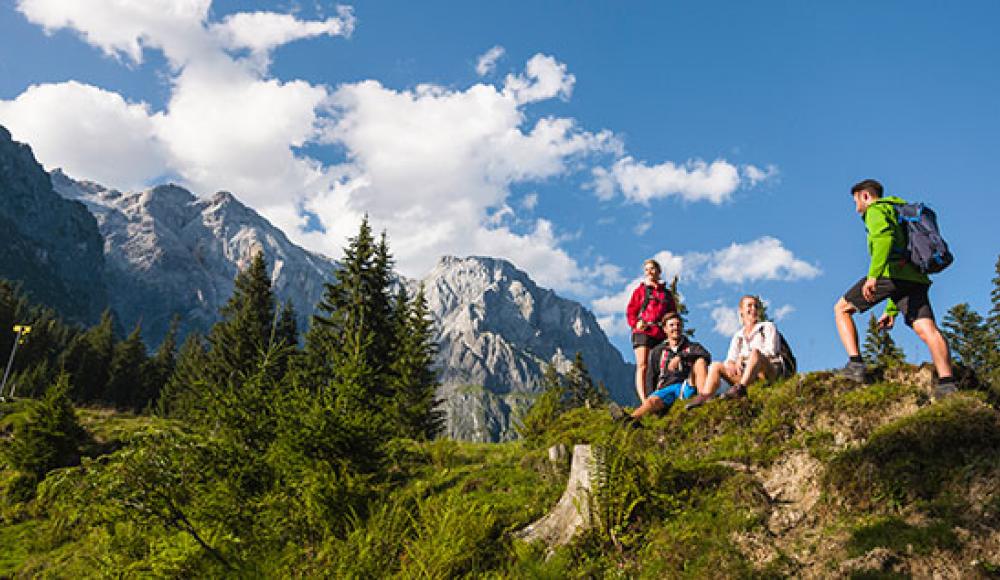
760, 451, 822, 535
838, 547, 902, 576
47, 172, 634, 442
0, 126, 107, 323
51, 170, 336, 346
421, 256, 633, 440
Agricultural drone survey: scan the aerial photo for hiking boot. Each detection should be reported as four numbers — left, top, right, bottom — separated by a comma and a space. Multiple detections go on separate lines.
836, 361, 866, 383
684, 394, 711, 410
933, 382, 958, 401
720, 383, 747, 400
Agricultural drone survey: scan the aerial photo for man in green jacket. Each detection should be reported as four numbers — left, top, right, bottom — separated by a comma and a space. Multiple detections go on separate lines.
834, 179, 956, 398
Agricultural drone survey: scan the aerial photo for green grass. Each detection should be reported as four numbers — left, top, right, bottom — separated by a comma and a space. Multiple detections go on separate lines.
847, 516, 960, 557
4, 368, 1000, 576
0, 520, 34, 575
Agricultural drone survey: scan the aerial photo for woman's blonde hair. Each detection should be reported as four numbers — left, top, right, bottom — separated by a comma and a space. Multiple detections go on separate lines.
643, 259, 662, 275
739, 294, 764, 323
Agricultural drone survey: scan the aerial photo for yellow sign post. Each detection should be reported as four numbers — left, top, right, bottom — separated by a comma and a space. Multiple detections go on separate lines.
1, 325, 32, 400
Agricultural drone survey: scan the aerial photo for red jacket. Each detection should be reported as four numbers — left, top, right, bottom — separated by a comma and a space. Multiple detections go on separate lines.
625, 282, 676, 342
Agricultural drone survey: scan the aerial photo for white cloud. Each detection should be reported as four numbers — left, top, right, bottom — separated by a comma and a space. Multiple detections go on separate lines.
591, 282, 635, 338
743, 163, 779, 187
584, 260, 625, 287
8, 0, 350, 215
593, 156, 741, 204
503, 53, 575, 105
475, 45, 505, 76
592, 157, 780, 205
711, 305, 741, 337
314, 66, 621, 289
591, 239, 817, 336
634, 219, 652, 236
7, 2, 786, 301
773, 304, 795, 321
706, 237, 820, 284
212, 8, 354, 60
15, 0, 213, 66
0, 81, 169, 189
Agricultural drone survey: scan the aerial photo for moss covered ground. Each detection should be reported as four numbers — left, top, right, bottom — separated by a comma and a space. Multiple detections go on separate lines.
2, 365, 1000, 577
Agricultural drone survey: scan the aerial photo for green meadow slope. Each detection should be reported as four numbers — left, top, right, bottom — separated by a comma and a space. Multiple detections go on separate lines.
2, 365, 999, 578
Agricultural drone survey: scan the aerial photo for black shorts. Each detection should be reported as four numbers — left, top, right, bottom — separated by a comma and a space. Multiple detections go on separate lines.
632, 332, 663, 349
842, 277, 934, 326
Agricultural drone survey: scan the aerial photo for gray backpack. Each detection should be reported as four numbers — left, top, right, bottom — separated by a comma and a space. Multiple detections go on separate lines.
894, 202, 953, 274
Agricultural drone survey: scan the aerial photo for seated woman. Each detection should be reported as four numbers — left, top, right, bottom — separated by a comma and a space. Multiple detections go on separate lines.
686, 295, 790, 408
616, 313, 710, 422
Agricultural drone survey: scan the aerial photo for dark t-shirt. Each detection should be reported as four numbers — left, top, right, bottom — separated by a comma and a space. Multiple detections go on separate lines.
646, 338, 712, 393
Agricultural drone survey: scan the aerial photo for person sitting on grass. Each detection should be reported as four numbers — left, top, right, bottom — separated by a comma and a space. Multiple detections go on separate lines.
611, 313, 710, 425
687, 295, 790, 408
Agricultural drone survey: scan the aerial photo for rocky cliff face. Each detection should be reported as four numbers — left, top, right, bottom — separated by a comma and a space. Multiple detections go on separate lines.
47, 169, 632, 442
51, 170, 337, 345
420, 256, 634, 441
0, 127, 107, 323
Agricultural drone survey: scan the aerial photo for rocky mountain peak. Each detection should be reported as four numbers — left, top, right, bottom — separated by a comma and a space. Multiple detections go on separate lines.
50, 171, 336, 346
424, 255, 633, 442
0, 129, 107, 323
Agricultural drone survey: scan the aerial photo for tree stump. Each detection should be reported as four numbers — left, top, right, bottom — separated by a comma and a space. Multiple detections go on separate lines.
517, 444, 594, 547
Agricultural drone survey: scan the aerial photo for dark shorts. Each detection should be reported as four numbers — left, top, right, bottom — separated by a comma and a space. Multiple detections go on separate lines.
632, 332, 663, 349
842, 277, 934, 326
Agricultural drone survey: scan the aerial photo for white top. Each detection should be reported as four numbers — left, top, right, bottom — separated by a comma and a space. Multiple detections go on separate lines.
726, 321, 780, 363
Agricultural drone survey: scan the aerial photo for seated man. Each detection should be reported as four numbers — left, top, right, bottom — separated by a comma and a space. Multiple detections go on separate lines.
687, 295, 791, 408
613, 313, 710, 423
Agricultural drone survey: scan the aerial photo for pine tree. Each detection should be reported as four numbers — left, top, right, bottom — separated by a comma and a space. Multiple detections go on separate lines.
389, 284, 443, 439
300, 217, 394, 407
3, 373, 85, 480
943, 303, 993, 377
517, 363, 566, 440
564, 351, 609, 408
141, 316, 179, 412
204, 251, 281, 385
756, 296, 771, 323
105, 322, 149, 408
990, 255, 1000, 389
862, 313, 905, 368
157, 332, 208, 418
668, 276, 695, 337
989, 254, 1000, 348
59, 309, 115, 402
275, 300, 298, 349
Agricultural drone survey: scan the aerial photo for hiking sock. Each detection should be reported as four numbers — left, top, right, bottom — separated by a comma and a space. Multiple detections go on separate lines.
937, 376, 956, 387
849, 355, 863, 364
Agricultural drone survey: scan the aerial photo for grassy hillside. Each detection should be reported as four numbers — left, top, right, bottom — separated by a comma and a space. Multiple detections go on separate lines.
2, 365, 999, 577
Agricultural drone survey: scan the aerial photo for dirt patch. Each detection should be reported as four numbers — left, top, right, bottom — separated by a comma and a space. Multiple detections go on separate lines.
760, 451, 823, 535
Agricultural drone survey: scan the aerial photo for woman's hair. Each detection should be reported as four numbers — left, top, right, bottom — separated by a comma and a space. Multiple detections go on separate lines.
643, 259, 662, 275
739, 294, 764, 323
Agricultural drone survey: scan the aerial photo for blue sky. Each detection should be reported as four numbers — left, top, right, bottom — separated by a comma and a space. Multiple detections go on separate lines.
1, 1, 997, 371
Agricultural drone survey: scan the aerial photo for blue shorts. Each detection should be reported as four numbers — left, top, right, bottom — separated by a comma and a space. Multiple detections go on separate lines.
648, 382, 697, 407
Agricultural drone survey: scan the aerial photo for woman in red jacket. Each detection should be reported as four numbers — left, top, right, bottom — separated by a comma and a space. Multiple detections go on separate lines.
626, 259, 676, 403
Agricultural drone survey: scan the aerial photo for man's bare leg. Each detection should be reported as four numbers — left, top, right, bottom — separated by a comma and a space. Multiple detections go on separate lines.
912, 318, 953, 379
834, 298, 861, 357
631, 395, 665, 420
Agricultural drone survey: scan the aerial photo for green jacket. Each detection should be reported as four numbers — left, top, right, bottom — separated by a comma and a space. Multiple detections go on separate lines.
863, 196, 930, 317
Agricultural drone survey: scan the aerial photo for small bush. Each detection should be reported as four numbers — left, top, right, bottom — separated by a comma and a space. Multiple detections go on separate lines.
826, 397, 1000, 507
847, 516, 960, 557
